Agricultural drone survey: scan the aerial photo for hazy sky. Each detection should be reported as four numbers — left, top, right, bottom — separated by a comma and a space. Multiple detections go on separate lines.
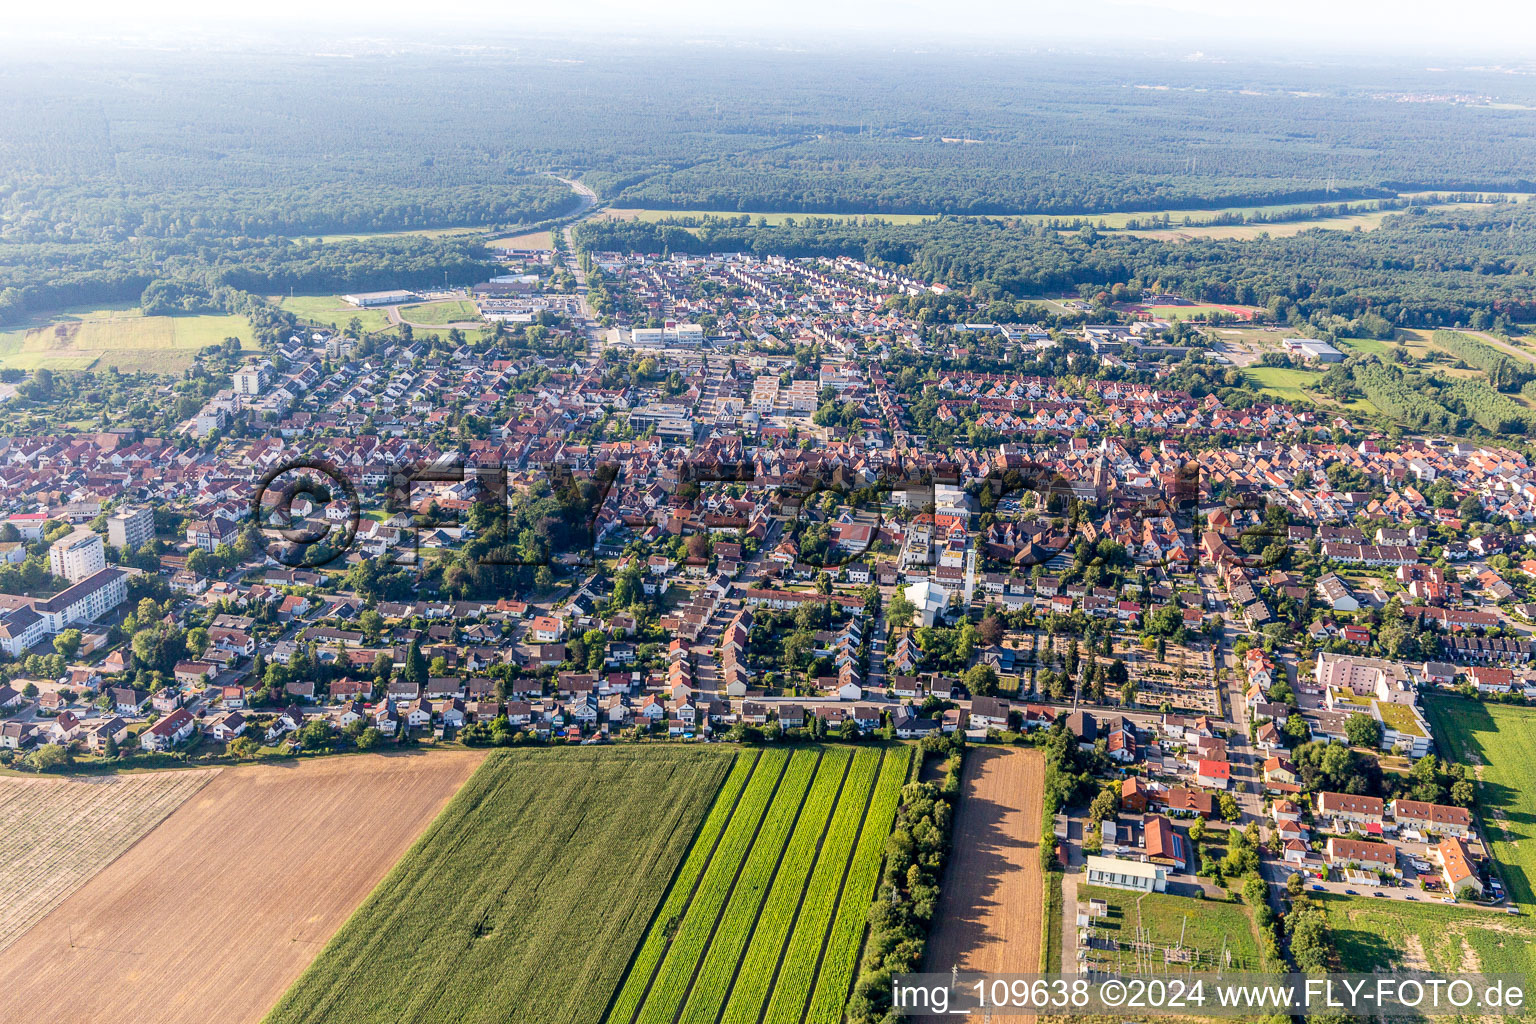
10, 0, 1536, 56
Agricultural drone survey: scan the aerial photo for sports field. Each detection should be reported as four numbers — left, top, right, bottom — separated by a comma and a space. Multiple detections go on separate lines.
1424, 694, 1536, 910
608, 744, 910, 1024
268, 746, 735, 1024
0, 753, 483, 1024
0, 308, 254, 372
1245, 365, 1325, 401
0, 769, 217, 951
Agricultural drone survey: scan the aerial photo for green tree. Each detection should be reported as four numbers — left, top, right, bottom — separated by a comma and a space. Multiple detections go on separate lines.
52, 628, 82, 661
962, 664, 999, 697
886, 593, 917, 629
1344, 713, 1383, 750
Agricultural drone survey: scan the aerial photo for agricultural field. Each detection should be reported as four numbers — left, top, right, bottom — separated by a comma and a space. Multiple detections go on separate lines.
0, 769, 217, 952
1423, 694, 1536, 911
268, 746, 735, 1024
599, 208, 940, 226
0, 752, 484, 1024
489, 227, 559, 249
0, 308, 254, 372
1323, 894, 1536, 975
1077, 887, 1268, 973
925, 748, 1046, 974
397, 299, 480, 325
310, 226, 491, 244
610, 744, 911, 1024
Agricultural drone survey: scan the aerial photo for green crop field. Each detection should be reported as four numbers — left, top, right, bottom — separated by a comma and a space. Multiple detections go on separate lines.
263, 746, 735, 1024
609, 744, 911, 1024
1079, 887, 1269, 972
0, 309, 253, 373
1323, 893, 1536, 975
1424, 694, 1536, 910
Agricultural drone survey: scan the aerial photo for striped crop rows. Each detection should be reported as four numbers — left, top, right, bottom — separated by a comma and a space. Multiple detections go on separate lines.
607, 744, 913, 1024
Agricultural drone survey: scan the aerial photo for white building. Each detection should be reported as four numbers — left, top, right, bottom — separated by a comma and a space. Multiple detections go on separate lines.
904, 579, 951, 628
342, 290, 418, 307
1085, 854, 1167, 893
232, 360, 273, 398
107, 506, 155, 550
9, 568, 130, 636
48, 529, 106, 583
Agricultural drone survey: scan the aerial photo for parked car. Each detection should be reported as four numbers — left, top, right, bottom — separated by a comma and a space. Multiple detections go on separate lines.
1310, 884, 1326, 892
1372, 892, 1386, 898
1441, 897, 1457, 904
1345, 889, 1359, 896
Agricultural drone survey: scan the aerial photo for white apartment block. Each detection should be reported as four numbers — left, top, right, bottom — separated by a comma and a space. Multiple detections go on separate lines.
48, 529, 106, 583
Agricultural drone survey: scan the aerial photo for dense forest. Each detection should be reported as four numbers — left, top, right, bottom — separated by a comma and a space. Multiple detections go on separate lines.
3, 46, 1536, 219
3, 43, 1536, 327
0, 181, 577, 243
576, 203, 1536, 327
0, 235, 498, 326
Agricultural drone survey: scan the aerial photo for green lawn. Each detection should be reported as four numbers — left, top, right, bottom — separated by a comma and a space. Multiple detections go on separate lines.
1322, 893, 1536, 975
1245, 365, 1324, 401
278, 294, 393, 333
0, 309, 253, 373
615, 744, 910, 1024
1424, 694, 1536, 910
398, 299, 480, 325
263, 746, 736, 1024
1079, 886, 1269, 972
1338, 336, 1393, 356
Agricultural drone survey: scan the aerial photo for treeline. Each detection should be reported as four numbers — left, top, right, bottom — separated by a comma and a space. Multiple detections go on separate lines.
1433, 329, 1534, 390
576, 201, 1536, 328
846, 737, 962, 1024
0, 179, 577, 244
1353, 363, 1457, 432
0, 235, 499, 327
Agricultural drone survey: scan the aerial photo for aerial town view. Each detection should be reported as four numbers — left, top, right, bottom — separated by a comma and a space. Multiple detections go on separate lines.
3, 2, 1536, 1022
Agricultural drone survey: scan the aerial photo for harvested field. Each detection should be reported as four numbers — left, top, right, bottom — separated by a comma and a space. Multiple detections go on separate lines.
924, 747, 1045, 974
0, 769, 217, 952
0, 751, 484, 1024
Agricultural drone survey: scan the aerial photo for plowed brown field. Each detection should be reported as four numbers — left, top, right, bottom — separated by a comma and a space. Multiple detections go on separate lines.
0, 751, 484, 1024
924, 746, 1046, 974
0, 768, 218, 952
